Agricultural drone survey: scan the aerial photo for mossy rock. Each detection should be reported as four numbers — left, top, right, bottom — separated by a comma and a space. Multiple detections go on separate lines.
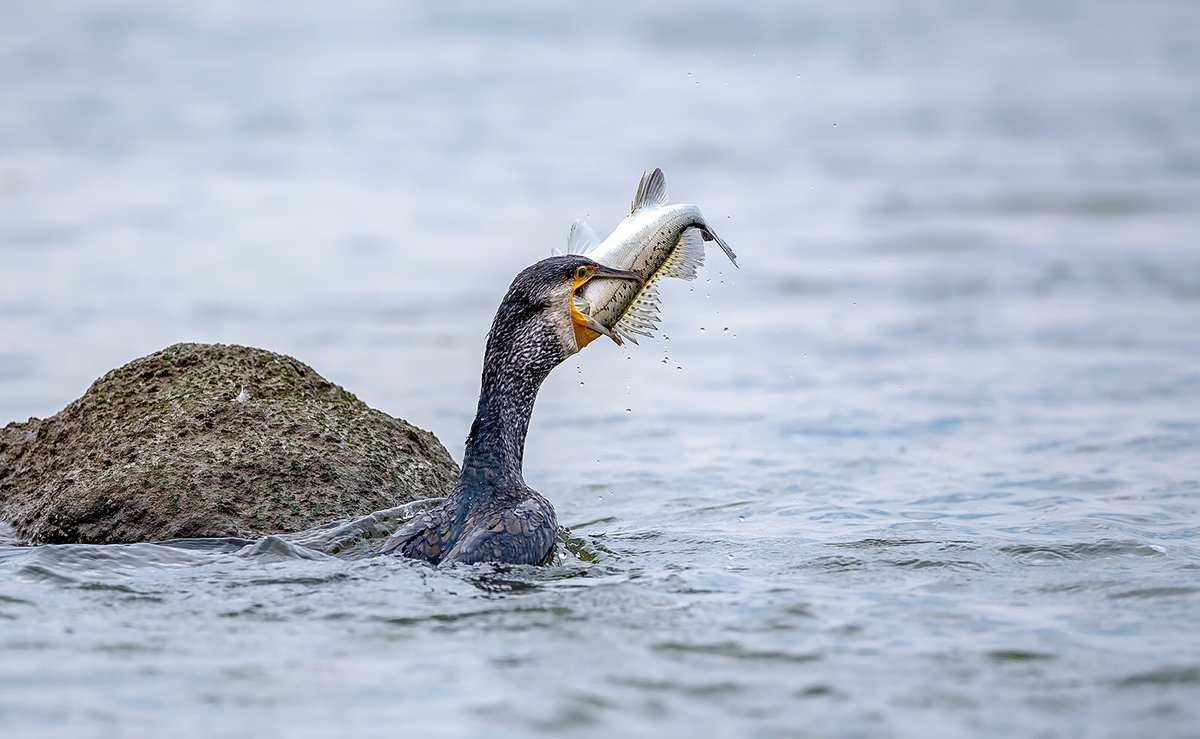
0, 343, 458, 544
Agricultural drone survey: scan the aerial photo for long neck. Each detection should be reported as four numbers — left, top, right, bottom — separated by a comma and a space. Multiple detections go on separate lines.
458, 304, 560, 495
460, 368, 540, 487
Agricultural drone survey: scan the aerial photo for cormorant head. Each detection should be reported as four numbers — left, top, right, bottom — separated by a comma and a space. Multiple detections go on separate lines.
491, 256, 642, 367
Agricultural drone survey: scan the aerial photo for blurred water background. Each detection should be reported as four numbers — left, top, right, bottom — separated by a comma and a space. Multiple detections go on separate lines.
2, 1, 1200, 737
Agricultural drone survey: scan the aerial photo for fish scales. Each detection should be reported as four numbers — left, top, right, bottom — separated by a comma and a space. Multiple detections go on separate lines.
570, 169, 737, 345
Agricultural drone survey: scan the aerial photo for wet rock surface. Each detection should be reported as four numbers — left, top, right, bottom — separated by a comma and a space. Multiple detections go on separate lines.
0, 343, 458, 544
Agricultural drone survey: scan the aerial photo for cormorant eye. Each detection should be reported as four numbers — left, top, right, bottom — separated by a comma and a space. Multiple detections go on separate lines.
574, 265, 590, 280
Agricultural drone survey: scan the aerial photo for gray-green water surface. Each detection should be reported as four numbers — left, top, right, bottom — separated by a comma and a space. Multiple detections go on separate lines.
2, 1, 1199, 736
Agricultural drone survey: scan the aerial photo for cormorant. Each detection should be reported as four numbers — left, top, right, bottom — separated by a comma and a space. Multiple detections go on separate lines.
380, 256, 642, 565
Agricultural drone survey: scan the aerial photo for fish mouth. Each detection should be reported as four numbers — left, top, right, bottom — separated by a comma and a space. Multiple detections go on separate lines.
570, 264, 642, 348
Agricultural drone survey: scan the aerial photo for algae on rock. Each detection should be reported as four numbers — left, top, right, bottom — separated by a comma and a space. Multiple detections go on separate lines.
0, 343, 458, 544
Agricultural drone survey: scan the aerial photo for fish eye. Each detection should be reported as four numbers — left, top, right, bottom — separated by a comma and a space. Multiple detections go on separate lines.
575, 265, 590, 280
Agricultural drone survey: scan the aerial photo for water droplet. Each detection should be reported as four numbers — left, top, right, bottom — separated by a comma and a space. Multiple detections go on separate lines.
579, 381, 585, 387
664, 335, 671, 341
676, 365, 683, 371
737, 515, 746, 522
625, 408, 632, 414
699, 327, 706, 332
723, 327, 729, 332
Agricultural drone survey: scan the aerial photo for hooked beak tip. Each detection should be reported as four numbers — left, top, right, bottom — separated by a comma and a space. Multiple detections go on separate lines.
584, 314, 623, 346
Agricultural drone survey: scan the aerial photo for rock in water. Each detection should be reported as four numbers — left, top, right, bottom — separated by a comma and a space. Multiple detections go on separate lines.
0, 343, 458, 544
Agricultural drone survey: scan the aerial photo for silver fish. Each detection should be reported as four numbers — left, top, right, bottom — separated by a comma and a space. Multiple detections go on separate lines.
568, 168, 737, 346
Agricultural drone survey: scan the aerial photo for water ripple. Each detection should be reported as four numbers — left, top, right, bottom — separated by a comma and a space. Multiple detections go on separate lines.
653, 640, 822, 665
1000, 540, 1165, 564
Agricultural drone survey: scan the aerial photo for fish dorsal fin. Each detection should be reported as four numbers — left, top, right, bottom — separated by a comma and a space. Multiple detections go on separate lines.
566, 219, 599, 254
630, 168, 668, 213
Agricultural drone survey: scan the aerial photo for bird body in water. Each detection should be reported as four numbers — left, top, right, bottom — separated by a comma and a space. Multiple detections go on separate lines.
383, 169, 734, 566
380, 256, 642, 565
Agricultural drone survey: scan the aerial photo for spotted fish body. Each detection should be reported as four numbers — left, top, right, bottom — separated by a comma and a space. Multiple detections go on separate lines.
569, 168, 737, 344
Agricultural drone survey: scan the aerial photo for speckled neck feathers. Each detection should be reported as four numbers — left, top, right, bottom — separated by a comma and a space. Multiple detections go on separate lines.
458, 292, 567, 495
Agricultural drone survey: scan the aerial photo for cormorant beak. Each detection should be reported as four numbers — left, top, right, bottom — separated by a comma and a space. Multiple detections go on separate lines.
570, 265, 643, 349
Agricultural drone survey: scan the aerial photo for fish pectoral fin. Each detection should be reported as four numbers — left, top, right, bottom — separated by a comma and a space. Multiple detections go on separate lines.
630, 168, 669, 213
567, 219, 600, 255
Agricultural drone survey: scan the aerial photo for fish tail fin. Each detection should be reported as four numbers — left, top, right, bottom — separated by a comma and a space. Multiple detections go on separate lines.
699, 226, 738, 268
